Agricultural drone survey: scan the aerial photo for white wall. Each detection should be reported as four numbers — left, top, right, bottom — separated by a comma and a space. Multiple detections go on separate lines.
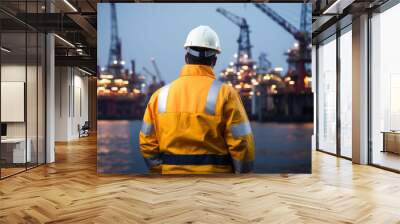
1, 65, 26, 140
72, 73, 89, 138
54, 67, 89, 141
1, 63, 46, 164
55, 67, 69, 141
1, 65, 39, 138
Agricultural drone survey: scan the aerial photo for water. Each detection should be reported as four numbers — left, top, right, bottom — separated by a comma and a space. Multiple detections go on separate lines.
97, 120, 313, 174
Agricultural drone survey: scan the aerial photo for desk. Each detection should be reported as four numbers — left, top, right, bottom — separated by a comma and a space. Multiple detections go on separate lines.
382, 131, 400, 154
1, 138, 31, 163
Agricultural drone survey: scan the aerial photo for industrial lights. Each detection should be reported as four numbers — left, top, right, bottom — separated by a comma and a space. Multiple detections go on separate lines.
244, 84, 252, 89
97, 87, 106, 93
251, 79, 259, 86
99, 79, 111, 85
114, 79, 125, 86
54, 34, 75, 48
1, 47, 11, 53
100, 74, 114, 79
63, 0, 78, 12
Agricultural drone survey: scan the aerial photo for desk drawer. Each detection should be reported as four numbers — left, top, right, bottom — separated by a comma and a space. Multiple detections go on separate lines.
384, 133, 400, 154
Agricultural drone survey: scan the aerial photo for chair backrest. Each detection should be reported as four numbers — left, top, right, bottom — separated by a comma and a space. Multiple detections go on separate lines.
82, 121, 90, 129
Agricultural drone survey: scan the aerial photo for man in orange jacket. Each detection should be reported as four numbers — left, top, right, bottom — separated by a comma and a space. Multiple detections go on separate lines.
139, 25, 255, 174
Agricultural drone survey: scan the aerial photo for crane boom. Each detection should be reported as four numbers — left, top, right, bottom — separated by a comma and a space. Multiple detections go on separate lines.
150, 58, 163, 82
142, 67, 155, 77
253, 3, 303, 41
216, 8, 245, 27
254, 3, 311, 93
216, 8, 252, 62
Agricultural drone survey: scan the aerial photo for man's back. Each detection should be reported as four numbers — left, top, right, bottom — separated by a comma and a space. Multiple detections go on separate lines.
140, 64, 255, 174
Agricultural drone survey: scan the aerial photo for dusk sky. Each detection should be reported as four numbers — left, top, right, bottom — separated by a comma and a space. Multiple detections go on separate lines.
98, 3, 305, 83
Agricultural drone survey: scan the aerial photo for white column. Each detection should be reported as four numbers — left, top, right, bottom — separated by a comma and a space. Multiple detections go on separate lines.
45, 0, 56, 163
46, 33, 55, 163
352, 14, 369, 164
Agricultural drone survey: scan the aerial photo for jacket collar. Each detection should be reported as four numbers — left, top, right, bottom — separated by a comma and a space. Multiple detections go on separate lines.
179, 64, 216, 79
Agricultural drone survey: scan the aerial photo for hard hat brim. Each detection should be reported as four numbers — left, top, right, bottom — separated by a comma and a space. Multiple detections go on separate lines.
184, 45, 221, 54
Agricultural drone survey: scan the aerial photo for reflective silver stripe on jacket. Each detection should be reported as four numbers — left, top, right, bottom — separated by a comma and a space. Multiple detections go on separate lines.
143, 155, 162, 168
158, 84, 171, 113
232, 159, 254, 173
205, 80, 223, 115
141, 121, 154, 136
231, 122, 252, 138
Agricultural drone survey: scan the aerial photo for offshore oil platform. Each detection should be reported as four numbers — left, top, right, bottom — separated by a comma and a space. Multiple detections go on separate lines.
97, 3, 164, 120
98, 3, 313, 122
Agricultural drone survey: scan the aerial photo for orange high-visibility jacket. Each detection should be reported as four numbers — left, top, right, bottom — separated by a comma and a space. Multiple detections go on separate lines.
139, 64, 255, 174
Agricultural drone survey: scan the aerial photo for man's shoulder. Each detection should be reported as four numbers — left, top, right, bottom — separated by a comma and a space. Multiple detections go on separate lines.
148, 82, 173, 103
218, 82, 238, 98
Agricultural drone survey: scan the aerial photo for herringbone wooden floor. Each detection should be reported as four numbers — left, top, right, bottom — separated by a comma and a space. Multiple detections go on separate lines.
1, 135, 400, 224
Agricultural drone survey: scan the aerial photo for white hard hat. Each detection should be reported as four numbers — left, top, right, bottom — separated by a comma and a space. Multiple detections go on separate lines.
184, 25, 221, 53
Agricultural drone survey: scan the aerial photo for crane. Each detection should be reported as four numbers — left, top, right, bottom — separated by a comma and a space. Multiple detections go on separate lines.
143, 58, 164, 86
150, 57, 164, 84
107, 3, 124, 76
216, 8, 252, 68
300, 4, 312, 41
253, 3, 311, 93
142, 67, 156, 81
